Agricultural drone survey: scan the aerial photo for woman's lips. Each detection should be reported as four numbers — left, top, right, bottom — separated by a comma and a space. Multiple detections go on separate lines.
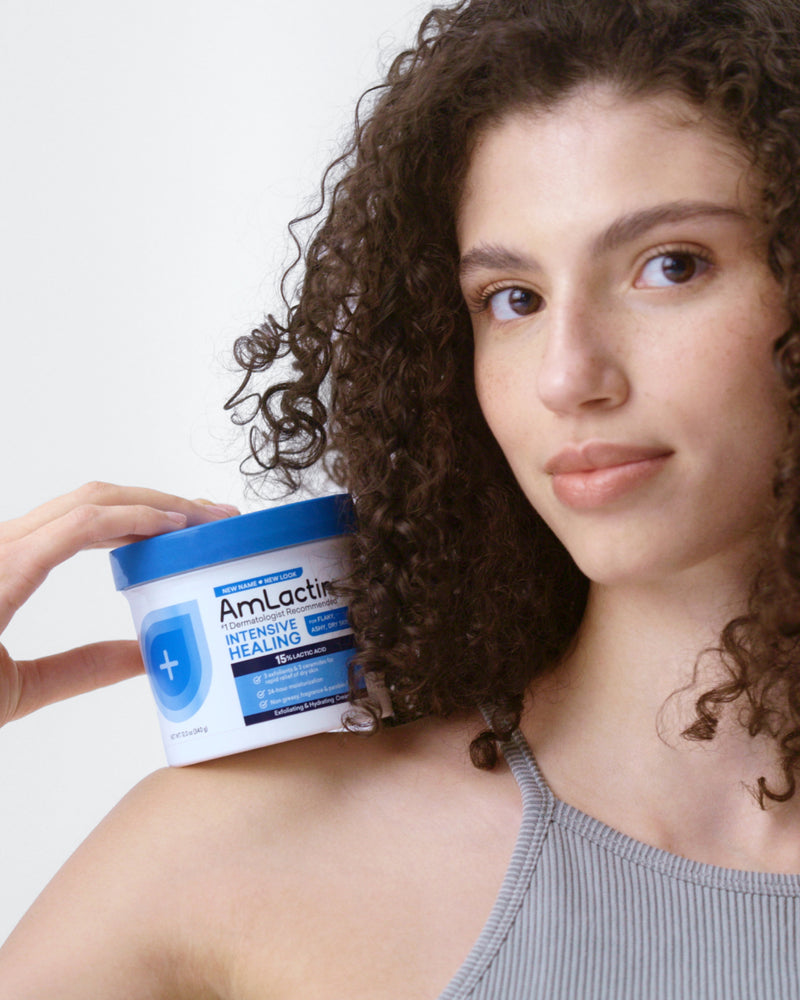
545, 443, 673, 509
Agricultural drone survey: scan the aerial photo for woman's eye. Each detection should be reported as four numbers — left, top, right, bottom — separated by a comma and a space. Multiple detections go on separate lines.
486, 286, 543, 320
637, 251, 710, 288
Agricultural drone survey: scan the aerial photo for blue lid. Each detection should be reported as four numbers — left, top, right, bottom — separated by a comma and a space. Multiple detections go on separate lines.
110, 493, 354, 590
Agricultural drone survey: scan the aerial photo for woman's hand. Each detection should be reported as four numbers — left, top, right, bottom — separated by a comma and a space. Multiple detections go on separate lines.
0, 482, 239, 729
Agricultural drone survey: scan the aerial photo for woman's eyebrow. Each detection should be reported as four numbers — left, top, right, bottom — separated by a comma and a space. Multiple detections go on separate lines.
459, 201, 748, 280
591, 200, 748, 255
459, 244, 539, 279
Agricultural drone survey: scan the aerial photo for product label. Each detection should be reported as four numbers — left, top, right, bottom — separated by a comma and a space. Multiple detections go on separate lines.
232, 633, 355, 724
139, 601, 213, 723
305, 607, 350, 636
217, 572, 334, 624
213, 567, 303, 597
128, 538, 358, 760
214, 559, 356, 725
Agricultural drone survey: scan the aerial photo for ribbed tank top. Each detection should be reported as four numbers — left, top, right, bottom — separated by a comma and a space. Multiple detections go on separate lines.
437, 728, 800, 1000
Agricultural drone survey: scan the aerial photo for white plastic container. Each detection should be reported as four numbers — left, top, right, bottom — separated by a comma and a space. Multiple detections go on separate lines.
110, 494, 363, 765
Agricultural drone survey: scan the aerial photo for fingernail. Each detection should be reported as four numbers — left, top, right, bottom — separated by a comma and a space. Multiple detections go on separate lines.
203, 503, 240, 518
165, 511, 188, 525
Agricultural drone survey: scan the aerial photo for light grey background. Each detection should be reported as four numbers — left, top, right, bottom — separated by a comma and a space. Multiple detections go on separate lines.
0, 0, 427, 942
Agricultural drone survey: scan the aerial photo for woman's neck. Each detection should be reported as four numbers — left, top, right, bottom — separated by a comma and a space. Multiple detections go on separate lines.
521, 561, 800, 871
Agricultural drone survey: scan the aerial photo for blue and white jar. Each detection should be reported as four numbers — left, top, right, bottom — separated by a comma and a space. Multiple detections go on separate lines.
110, 494, 362, 765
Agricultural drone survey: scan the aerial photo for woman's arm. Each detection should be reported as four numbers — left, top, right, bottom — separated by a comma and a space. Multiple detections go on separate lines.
0, 770, 208, 1000
0, 484, 241, 997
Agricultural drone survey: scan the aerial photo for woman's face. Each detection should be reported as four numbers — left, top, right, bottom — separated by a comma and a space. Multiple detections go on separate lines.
458, 86, 788, 587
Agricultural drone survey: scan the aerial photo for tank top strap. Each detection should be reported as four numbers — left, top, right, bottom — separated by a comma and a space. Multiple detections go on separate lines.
478, 705, 555, 808
438, 711, 556, 998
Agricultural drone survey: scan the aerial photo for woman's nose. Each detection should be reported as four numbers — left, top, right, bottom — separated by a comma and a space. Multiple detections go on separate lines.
536, 299, 630, 415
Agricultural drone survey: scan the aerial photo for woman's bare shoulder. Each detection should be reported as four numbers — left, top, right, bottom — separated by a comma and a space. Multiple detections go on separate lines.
130, 711, 487, 831
0, 713, 514, 1000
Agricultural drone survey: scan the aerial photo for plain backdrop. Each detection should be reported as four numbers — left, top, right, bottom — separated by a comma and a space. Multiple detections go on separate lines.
0, 0, 428, 943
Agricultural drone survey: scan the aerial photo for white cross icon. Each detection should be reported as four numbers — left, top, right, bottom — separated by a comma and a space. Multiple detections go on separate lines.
159, 648, 179, 682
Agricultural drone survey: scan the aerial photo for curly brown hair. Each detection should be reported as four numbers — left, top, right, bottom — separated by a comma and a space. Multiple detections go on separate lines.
227, 0, 800, 804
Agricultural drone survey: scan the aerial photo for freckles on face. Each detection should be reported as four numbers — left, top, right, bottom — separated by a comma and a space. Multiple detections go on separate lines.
457, 86, 789, 583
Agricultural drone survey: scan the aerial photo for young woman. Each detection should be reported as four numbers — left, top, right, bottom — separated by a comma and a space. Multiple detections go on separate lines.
2, 0, 800, 996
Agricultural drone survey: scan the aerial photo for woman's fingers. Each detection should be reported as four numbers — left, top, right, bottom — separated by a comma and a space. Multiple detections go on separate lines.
0, 482, 239, 546
0, 486, 240, 634
0, 504, 187, 633
0, 483, 240, 724
0, 640, 144, 727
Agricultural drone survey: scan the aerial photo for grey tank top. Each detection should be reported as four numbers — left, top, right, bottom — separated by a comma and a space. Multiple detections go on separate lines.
437, 728, 800, 1000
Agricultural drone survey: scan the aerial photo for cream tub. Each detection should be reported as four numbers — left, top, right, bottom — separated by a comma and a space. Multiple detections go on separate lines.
110, 495, 360, 765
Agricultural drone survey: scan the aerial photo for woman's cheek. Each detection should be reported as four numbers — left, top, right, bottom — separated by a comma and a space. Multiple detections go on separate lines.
474, 347, 517, 443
